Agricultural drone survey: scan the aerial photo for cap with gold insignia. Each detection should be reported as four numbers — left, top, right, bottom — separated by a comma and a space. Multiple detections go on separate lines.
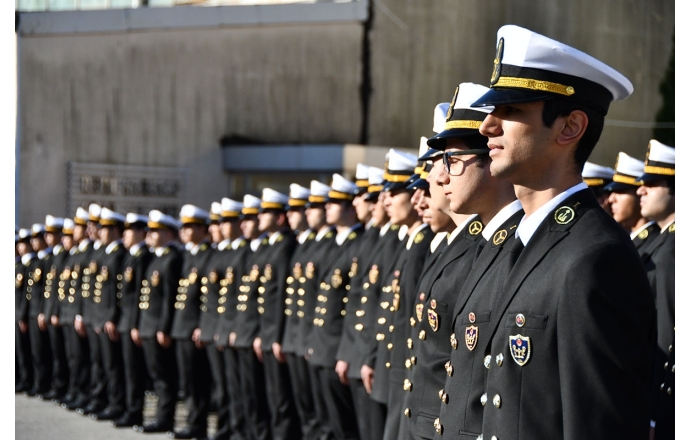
419, 102, 451, 161
125, 213, 148, 230
384, 149, 418, 192
428, 83, 494, 150
364, 167, 385, 202
327, 174, 358, 202
222, 198, 243, 220
45, 215, 65, 233
179, 204, 211, 226
472, 24, 633, 115
62, 219, 75, 236
18, 228, 31, 242
603, 152, 644, 192
74, 207, 90, 226
582, 162, 615, 188
637, 139, 675, 183
407, 137, 433, 191
210, 202, 222, 225
148, 209, 180, 231
99, 208, 126, 227
31, 223, 46, 237
288, 184, 311, 209
355, 164, 371, 195
308, 181, 331, 207
88, 203, 102, 223
260, 188, 289, 212
242, 194, 261, 217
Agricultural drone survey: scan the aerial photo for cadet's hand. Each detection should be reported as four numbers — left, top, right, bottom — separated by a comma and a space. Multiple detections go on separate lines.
229, 332, 237, 347
157, 331, 172, 348
131, 328, 141, 347
37, 313, 46, 331
253, 337, 263, 363
192, 328, 204, 349
74, 317, 86, 337
18, 320, 27, 334
50, 315, 59, 326
361, 365, 375, 394
272, 342, 286, 363
105, 321, 120, 342
335, 360, 349, 385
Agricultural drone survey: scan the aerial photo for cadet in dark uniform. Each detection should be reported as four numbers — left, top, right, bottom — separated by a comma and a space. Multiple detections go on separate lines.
16, 229, 34, 394
281, 183, 320, 440
603, 151, 660, 260
582, 161, 615, 216
89, 208, 128, 421
134, 210, 183, 434
40, 215, 69, 402
472, 25, 654, 439
26, 223, 53, 397
635, 140, 675, 439
111, 213, 152, 428
297, 181, 337, 440
307, 174, 364, 440
169, 204, 214, 439
61, 208, 94, 411
234, 194, 272, 440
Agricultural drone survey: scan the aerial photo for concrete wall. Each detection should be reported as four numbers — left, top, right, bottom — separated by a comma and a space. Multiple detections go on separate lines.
367, 0, 675, 165
16, 0, 675, 225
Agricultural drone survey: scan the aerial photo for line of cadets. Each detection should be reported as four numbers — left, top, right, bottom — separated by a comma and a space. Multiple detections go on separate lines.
15, 24, 675, 440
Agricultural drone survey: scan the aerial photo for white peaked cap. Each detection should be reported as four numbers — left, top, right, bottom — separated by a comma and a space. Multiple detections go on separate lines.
100, 208, 126, 225
289, 183, 311, 201
418, 137, 429, 158
222, 198, 243, 217
62, 219, 75, 234
45, 215, 64, 233
583, 162, 615, 179
387, 149, 418, 174
310, 180, 331, 198
211, 202, 222, 216
638, 139, 675, 182
647, 140, 675, 166
356, 164, 371, 181
88, 203, 102, 221
75, 207, 90, 225
368, 167, 385, 186
19, 228, 31, 239
125, 213, 149, 227
433, 103, 450, 134
242, 194, 262, 215
328, 174, 357, 201
31, 223, 46, 236
261, 188, 289, 210
179, 204, 210, 224
615, 152, 644, 178
148, 209, 180, 230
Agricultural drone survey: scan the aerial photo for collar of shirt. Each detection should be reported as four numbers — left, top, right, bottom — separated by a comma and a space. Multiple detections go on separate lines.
93, 240, 102, 250
185, 241, 194, 251
53, 244, 64, 255
397, 224, 409, 241
406, 223, 429, 250
251, 232, 269, 252
336, 224, 360, 246
449, 214, 479, 244
379, 221, 392, 237
105, 240, 122, 255
78, 239, 92, 252
365, 218, 376, 231
155, 241, 175, 257
231, 237, 245, 250
189, 240, 209, 255
298, 229, 313, 245
69, 247, 77, 255
515, 182, 587, 246
269, 231, 285, 246
482, 199, 524, 241
631, 221, 656, 239
430, 232, 448, 253
316, 225, 334, 242
38, 247, 53, 259
661, 220, 675, 234
130, 241, 145, 256
218, 238, 231, 251
22, 253, 37, 265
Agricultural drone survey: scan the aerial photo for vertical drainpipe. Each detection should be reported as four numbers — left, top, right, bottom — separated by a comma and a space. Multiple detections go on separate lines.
358, 0, 374, 146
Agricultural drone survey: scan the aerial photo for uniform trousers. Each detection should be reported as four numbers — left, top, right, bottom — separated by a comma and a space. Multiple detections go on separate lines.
15, 323, 33, 388
175, 339, 210, 432
46, 323, 68, 394
382, 373, 404, 440
262, 351, 301, 440
350, 379, 386, 440
312, 365, 360, 440
120, 333, 146, 421
141, 337, 177, 426
237, 347, 271, 440
223, 347, 247, 440
98, 331, 125, 412
286, 353, 320, 440
64, 323, 90, 403
308, 363, 333, 440
206, 345, 229, 440
28, 319, 52, 393
86, 326, 107, 406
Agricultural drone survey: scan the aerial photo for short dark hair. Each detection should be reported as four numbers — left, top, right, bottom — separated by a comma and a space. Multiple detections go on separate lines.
463, 133, 491, 167
667, 177, 675, 196
541, 98, 605, 171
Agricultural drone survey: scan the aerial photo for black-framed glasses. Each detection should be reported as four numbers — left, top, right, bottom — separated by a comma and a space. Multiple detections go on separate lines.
442, 149, 490, 176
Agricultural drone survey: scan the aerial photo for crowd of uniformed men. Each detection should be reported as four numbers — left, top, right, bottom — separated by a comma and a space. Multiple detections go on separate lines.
16, 25, 674, 440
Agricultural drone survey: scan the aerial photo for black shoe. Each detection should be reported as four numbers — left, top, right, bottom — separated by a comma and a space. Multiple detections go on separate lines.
53, 392, 72, 405
111, 414, 142, 428
15, 382, 30, 393
78, 401, 106, 415
167, 428, 206, 439
90, 407, 123, 421
138, 421, 174, 433
23, 389, 37, 397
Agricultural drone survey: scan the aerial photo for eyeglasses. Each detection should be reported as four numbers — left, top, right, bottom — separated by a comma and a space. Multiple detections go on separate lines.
442, 149, 490, 176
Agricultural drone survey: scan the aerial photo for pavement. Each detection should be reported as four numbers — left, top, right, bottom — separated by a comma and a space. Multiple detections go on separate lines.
15, 393, 217, 440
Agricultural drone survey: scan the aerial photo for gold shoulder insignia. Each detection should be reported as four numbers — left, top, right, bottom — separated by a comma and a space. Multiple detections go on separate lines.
276, 234, 284, 242
112, 245, 119, 252
492, 230, 507, 246
414, 232, 424, 244
326, 231, 334, 239
309, 232, 316, 240
261, 238, 269, 245
163, 248, 170, 255
391, 224, 400, 231
239, 240, 247, 247
554, 206, 575, 225
669, 223, 675, 234
639, 229, 649, 240
468, 221, 483, 235
348, 232, 357, 240
200, 244, 208, 251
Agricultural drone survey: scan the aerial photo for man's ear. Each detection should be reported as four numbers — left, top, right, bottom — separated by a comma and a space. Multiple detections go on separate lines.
556, 110, 588, 146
